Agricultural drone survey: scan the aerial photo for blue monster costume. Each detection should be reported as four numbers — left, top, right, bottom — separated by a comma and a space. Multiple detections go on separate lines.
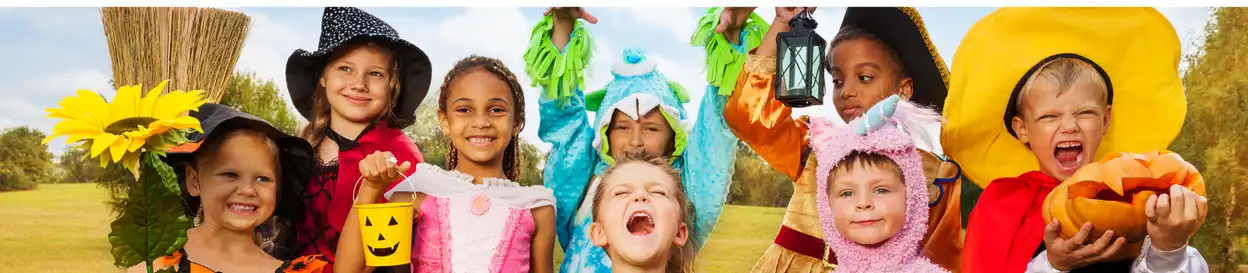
521, 8, 766, 272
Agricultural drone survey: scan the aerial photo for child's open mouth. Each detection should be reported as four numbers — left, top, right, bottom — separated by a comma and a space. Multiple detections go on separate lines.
1054, 141, 1084, 171
626, 211, 655, 236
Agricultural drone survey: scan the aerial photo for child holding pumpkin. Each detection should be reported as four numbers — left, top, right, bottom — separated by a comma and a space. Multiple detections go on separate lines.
523, 7, 741, 272
811, 95, 948, 273
720, 7, 963, 272
588, 151, 697, 273
948, 8, 1209, 273
132, 103, 328, 273
334, 55, 558, 273
284, 7, 432, 272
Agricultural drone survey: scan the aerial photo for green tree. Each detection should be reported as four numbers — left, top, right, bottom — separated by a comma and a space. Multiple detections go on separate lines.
729, 141, 793, 207
405, 102, 546, 186
57, 146, 104, 183
0, 126, 54, 191
1170, 7, 1248, 272
219, 71, 301, 135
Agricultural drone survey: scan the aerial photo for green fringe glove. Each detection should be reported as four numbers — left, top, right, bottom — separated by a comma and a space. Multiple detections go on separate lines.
691, 7, 769, 96
522, 14, 594, 108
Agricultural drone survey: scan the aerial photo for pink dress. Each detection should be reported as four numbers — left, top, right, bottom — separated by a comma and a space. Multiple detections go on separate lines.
385, 163, 555, 273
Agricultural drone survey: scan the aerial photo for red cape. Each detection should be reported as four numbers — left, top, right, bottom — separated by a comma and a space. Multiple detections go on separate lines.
963, 171, 1059, 273
300, 122, 423, 269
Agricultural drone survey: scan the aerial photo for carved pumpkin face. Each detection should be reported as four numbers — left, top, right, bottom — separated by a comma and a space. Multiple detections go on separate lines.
1042, 150, 1206, 244
362, 215, 402, 257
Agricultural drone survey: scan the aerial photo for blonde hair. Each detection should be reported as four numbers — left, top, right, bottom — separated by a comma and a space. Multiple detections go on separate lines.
592, 151, 695, 273
298, 41, 403, 151
1015, 57, 1109, 117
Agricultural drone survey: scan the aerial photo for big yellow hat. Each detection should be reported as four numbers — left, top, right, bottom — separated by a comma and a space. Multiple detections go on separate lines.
942, 7, 1187, 189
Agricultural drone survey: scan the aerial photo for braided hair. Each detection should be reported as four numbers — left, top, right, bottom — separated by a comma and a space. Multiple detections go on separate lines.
437, 55, 526, 181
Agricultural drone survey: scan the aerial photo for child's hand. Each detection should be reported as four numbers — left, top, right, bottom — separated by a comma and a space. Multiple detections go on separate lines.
716, 7, 757, 34
544, 7, 597, 24
1043, 220, 1129, 271
1145, 184, 1208, 252
773, 7, 817, 26
359, 151, 412, 192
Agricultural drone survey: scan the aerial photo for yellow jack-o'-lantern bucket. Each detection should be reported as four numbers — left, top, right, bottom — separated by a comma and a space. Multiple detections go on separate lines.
353, 165, 416, 267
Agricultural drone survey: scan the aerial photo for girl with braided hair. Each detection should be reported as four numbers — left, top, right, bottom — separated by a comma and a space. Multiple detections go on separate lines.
336, 55, 557, 273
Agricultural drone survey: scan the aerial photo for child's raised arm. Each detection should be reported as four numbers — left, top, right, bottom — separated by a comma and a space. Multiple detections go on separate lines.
721, 10, 811, 181
334, 152, 414, 273
522, 7, 599, 251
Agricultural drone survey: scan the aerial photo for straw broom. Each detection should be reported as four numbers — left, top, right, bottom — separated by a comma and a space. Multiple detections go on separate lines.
101, 7, 250, 102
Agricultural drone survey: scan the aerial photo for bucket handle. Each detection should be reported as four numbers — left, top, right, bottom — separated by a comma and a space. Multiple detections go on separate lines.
352, 156, 418, 204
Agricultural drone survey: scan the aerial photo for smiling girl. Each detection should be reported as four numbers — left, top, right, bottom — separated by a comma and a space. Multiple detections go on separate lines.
284, 8, 433, 272
133, 104, 327, 273
335, 55, 557, 273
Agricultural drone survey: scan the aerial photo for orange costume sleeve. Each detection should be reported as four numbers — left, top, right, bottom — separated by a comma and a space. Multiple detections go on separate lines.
723, 49, 810, 180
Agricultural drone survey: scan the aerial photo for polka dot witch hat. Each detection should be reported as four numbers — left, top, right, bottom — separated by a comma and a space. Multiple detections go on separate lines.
285, 7, 432, 128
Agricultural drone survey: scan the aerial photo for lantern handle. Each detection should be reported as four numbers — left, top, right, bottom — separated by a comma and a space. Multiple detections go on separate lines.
352, 163, 418, 204
789, 8, 818, 31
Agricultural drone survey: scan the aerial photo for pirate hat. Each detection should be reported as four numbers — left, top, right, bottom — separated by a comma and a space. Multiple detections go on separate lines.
942, 8, 1186, 189
285, 7, 433, 128
837, 7, 951, 112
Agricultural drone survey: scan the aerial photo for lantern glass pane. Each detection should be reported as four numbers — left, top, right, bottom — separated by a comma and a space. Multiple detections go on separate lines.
783, 46, 811, 96
809, 44, 823, 98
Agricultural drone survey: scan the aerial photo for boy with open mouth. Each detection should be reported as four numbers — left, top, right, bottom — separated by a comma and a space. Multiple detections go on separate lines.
950, 8, 1209, 273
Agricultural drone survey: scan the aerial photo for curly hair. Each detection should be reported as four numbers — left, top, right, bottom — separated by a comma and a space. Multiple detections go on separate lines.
436, 55, 527, 181
593, 151, 696, 273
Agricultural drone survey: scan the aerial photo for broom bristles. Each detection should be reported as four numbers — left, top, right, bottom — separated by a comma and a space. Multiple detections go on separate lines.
102, 7, 250, 102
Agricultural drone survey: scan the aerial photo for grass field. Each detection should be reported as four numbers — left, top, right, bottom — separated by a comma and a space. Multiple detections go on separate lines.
0, 183, 782, 272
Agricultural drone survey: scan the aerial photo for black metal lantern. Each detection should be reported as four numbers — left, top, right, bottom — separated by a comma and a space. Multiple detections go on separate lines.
775, 8, 827, 108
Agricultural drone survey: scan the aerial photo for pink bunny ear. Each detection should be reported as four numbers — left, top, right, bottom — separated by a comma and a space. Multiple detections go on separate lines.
808, 117, 847, 148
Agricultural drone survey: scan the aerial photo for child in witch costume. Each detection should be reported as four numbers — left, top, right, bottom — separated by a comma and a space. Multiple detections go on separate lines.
949, 8, 1208, 273
135, 103, 328, 273
721, 7, 962, 272
811, 96, 947, 273
284, 7, 432, 271
334, 56, 558, 273
522, 8, 740, 272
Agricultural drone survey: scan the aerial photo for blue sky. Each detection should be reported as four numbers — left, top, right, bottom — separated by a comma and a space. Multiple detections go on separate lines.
0, 7, 1212, 155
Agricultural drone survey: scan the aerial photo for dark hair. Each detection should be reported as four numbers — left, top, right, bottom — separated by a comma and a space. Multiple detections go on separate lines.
437, 55, 526, 181
593, 151, 696, 273
178, 124, 310, 260
299, 40, 404, 151
827, 25, 907, 80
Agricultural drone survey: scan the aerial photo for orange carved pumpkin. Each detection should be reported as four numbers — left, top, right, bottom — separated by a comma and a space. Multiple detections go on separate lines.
1041, 150, 1206, 248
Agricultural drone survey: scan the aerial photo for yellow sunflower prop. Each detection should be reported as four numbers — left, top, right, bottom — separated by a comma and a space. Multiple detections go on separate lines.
43, 80, 207, 176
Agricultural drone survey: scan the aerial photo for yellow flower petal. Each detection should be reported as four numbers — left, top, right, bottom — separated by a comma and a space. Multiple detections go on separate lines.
110, 84, 141, 119
128, 138, 145, 152
152, 90, 206, 119
122, 153, 140, 179
139, 80, 169, 117
64, 90, 114, 124
90, 134, 120, 157
110, 137, 132, 163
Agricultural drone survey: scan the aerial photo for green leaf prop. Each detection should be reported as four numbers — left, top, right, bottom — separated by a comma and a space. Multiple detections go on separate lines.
108, 151, 189, 272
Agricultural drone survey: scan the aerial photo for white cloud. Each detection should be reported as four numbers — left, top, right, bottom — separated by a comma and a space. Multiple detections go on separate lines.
625, 8, 698, 45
